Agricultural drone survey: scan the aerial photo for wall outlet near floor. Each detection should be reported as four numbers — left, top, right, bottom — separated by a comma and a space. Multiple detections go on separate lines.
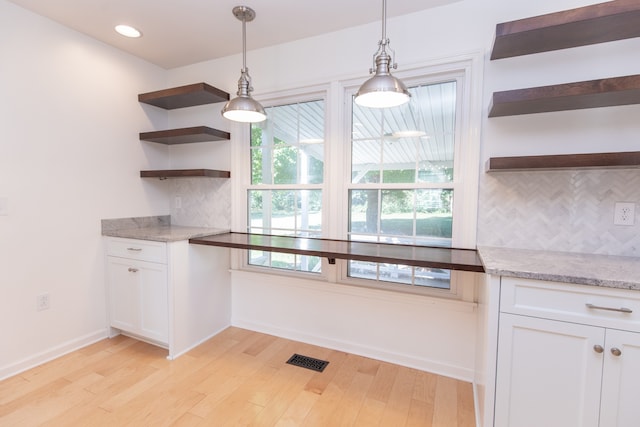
614, 202, 635, 226
36, 293, 50, 311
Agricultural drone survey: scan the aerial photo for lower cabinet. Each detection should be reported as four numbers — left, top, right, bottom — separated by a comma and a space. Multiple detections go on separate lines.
106, 256, 168, 345
599, 329, 640, 427
495, 277, 640, 427
105, 236, 231, 359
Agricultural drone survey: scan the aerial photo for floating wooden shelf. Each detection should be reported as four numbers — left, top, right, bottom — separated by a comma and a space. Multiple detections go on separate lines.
140, 169, 231, 179
486, 151, 640, 172
138, 82, 229, 109
491, 0, 640, 60
189, 232, 485, 273
488, 74, 640, 117
139, 126, 230, 145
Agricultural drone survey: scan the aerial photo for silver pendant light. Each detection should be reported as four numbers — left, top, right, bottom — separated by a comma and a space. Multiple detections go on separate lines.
354, 0, 410, 109
222, 6, 267, 123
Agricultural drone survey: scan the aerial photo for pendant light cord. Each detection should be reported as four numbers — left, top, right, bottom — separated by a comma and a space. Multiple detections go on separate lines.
242, 13, 247, 73
381, 0, 387, 42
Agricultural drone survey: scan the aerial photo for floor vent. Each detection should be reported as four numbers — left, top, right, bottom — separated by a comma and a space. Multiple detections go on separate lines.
286, 353, 329, 372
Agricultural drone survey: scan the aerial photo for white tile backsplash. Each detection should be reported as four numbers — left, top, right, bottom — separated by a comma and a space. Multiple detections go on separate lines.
170, 178, 231, 229
477, 169, 640, 256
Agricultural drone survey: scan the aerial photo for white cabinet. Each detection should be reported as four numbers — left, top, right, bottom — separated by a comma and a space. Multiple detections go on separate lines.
495, 277, 640, 427
106, 239, 169, 346
599, 329, 640, 427
105, 237, 231, 359
107, 257, 168, 344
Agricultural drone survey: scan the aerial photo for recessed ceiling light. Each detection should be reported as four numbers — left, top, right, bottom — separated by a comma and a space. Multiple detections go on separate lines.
115, 25, 142, 38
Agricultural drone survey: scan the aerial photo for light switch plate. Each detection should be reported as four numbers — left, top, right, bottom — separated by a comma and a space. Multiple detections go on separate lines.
0, 197, 8, 216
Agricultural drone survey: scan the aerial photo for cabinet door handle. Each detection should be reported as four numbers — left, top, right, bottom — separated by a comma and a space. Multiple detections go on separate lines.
128, 267, 139, 273
127, 247, 142, 252
593, 345, 604, 354
611, 347, 622, 357
585, 303, 633, 314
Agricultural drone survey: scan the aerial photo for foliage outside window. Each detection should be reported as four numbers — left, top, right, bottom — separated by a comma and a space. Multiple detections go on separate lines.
248, 100, 324, 273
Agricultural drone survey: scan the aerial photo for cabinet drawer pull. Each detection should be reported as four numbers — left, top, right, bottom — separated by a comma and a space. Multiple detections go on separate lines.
593, 344, 604, 354
128, 267, 139, 273
127, 247, 142, 252
611, 347, 622, 357
585, 303, 632, 314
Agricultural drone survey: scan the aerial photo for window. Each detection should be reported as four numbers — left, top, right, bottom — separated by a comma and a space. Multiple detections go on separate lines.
237, 57, 481, 297
247, 99, 325, 273
345, 77, 465, 293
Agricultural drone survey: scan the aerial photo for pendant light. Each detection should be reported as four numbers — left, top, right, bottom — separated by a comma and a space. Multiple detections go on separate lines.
222, 6, 266, 123
354, 0, 410, 109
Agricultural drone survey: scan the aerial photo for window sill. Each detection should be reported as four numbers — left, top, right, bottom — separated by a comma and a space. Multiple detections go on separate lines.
189, 232, 485, 273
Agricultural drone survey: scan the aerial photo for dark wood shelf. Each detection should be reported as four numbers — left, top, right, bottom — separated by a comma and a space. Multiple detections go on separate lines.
140, 169, 231, 179
189, 232, 485, 273
488, 74, 640, 117
491, 0, 640, 60
138, 82, 229, 109
486, 151, 640, 172
140, 126, 230, 145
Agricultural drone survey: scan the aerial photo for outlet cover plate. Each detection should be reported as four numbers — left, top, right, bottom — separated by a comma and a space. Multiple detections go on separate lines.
614, 202, 635, 226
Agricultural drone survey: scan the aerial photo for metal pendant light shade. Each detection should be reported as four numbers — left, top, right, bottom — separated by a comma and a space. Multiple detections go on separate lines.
355, 0, 410, 108
222, 6, 266, 123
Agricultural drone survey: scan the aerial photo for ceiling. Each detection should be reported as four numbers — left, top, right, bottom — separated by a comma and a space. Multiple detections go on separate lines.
8, 0, 459, 69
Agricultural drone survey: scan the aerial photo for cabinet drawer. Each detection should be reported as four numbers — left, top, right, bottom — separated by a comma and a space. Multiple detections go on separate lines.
500, 277, 640, 332
106, 237, 167, 264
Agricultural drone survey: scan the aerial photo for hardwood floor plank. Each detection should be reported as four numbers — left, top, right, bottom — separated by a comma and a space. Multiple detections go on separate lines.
457, 380, 476, 426
0, 327, 476, 427
273, 389, 318, 427
432, 375, 460, 427
352, 396, 386, 427
365, 361, 399, 403
378, 366, 417, 426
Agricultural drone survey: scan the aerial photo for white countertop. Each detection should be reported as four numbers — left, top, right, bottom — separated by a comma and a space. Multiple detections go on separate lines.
479, 246, 640, 291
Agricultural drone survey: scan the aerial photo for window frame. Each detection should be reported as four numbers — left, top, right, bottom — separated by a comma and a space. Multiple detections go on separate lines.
230, 55, 482, 300
335, 58, 481, 298
233, 85, 331, 279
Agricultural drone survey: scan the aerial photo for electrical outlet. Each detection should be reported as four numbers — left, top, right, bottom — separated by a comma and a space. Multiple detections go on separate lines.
614, 202, 635, 226
175, 196, 182, 209
37, 293, 50, 311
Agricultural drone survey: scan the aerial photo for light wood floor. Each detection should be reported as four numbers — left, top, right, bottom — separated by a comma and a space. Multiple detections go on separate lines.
0, 327, 475, 426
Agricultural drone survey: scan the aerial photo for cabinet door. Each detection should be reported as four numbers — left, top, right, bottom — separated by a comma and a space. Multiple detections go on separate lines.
107, 256, 168, 344
137, 261, 168, 343
107, 256, 140, 332
599, 329, 640, 427
495, 313, 604, 427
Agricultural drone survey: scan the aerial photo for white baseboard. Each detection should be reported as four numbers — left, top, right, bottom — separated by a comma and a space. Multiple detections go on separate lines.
0, 329, 109, 381
231, 318, 474, 382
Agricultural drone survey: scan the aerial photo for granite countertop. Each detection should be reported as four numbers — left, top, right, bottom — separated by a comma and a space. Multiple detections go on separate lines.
101, 215, 229, 242
103, 225, 229, 242
479, 246, 640, 291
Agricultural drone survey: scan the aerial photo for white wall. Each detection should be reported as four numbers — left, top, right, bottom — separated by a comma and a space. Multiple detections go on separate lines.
0, 0, 170, 378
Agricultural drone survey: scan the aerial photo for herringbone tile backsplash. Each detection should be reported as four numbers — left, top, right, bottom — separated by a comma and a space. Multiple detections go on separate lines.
170, 178, 231, 229
478, 169, 640, 257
